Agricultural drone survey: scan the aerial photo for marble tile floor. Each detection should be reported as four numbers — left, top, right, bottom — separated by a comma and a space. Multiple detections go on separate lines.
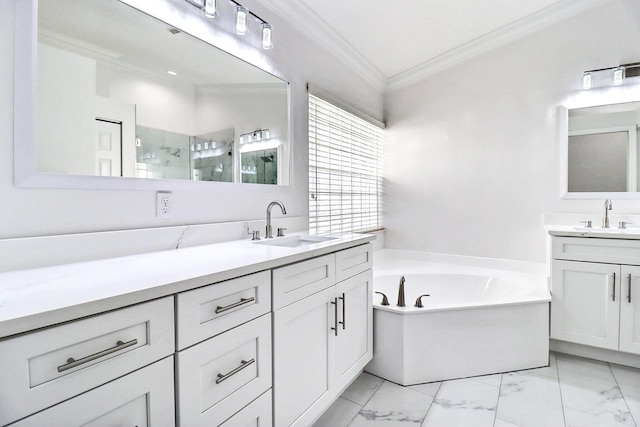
312, 352, 640, 427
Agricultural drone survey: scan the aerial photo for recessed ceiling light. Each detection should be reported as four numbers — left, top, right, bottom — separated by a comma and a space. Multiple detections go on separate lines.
167, 70, 178, 76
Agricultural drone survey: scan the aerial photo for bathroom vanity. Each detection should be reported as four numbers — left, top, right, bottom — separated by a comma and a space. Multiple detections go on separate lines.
549, 228, 640, 363
0, 234, 373, 426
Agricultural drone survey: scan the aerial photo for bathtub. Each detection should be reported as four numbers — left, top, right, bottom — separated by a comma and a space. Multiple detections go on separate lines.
365, 250, 551, 386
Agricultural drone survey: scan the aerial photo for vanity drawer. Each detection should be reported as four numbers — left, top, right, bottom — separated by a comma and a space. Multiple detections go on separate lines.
336, 243, 372, 282
10, 356, 175, 427
273, 254, 335, 309
217, 390, 272, 427
552, 236, 640, 264
176, 313, 271, 427
0, 297, 174, 426
176, 270, 270, 350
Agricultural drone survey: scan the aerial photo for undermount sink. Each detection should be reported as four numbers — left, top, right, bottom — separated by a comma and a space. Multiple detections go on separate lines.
254, 234, 336, 248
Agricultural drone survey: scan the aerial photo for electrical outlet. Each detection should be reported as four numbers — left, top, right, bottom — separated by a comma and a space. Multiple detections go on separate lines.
156, 192, 172, 219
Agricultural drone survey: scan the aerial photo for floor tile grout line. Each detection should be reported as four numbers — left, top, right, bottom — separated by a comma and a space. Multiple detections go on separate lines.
554, 352, 568, 427
419, 381, 443, 426
492, 373, 504, 427
608, 361, 639, 427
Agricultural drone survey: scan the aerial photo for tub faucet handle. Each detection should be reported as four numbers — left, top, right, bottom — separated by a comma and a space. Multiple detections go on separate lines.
375, 291, 389, 306
414, 294, 430, 308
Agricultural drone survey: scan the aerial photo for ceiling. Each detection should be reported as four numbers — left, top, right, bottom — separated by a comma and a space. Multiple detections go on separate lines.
263, 0, 607, 91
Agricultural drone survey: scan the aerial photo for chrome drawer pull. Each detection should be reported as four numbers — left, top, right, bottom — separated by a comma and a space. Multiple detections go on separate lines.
331, 297, 338, 336
215, 358, 255, 384
629, 274, 632, 303
57, 338, 138, 373
339, 293, 346, 330
612, 272, 616, 302
215, 297, 255, 314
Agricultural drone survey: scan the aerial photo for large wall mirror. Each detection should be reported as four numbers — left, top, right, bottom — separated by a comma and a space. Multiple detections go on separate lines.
559, 97, 640, 198
14, 0, 290, 189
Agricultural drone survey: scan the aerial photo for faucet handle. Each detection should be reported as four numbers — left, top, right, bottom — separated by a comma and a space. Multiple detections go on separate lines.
619, 221, 632, 229
277, 227, 287, 237
580, 220, 593, 228
374, 292, 389, 306
248, 230, 261, 240
414, 294, 430, 308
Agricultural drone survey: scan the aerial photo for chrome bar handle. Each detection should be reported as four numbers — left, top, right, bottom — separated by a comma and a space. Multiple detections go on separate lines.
331, 297, 338, 336
339, 293, 346, 330
215, 297, 255, 314
58, 338, 138, 372
629, 274, 632, 303
612, 272, 616, 302
215, 358, 255, 384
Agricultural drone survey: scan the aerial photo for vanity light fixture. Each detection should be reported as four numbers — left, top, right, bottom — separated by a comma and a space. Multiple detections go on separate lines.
581, 62, 639, 89
235, 6, 249, 35
240, 129, 271, 144
184, 0, 274, 49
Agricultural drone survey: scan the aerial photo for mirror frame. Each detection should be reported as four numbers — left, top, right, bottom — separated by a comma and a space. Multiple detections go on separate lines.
13, 0, 293, 191
557, 84, 640, 199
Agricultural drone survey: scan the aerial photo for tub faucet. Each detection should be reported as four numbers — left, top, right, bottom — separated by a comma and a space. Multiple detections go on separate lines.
397, 276, 406, 307
603, 199, 612, 228
266, 200, 287, 238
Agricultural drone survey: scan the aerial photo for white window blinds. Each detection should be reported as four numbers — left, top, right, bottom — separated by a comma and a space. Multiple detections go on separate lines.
309, 93, 384, 235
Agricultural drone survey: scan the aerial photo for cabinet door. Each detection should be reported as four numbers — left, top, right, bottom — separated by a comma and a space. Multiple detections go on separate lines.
334, 270, 373, 392
273, 286, 336, 427
619, 265, 640, 354
551, 260, 619, 350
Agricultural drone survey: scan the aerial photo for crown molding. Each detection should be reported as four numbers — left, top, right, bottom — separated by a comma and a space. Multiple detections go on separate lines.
258, 0, 387, 92
262, 0, 609, 94
386, 0, 609, 92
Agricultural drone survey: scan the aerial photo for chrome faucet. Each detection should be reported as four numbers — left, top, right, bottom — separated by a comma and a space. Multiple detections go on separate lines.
603, 199, 612, 228
397, 276, 406, 307
265, 201, 287, 238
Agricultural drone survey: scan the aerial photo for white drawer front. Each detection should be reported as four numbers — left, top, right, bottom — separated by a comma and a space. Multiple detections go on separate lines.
176, 271, 271, 350
336, 243, 372, 282
177, 314, 271, 427
552, 236, 640, 264
273, 254, 335, 310
0, 297, 174, 426
11, 356, 175, 427
216, 390, 272, 427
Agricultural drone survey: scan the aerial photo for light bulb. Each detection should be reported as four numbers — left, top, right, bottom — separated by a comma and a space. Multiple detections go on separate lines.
203, 0, 217, 18
582, 72, 592, 90
236, 6, 248, 35
262, 23, 273, 49
613, 67, 625, 85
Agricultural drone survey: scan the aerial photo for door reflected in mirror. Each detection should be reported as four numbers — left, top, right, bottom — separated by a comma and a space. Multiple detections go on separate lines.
568, 101, 640, 193
35, 0, 289, 185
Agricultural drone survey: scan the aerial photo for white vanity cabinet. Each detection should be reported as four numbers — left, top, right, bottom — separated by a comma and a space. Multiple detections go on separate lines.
0, 296, 175, 426
551, 237, 640, 355
273, 244, 373, 427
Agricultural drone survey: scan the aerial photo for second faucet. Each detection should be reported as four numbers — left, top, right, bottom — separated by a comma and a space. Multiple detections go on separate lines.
266, 200, 287, 238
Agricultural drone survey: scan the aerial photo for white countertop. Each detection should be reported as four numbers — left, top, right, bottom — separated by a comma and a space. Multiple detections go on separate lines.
548, 225, 640, 240
0, 233, 373, 339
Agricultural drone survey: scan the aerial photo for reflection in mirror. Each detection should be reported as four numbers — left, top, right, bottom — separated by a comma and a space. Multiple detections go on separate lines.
35, 0, 289, 185
568, 101, 640, 193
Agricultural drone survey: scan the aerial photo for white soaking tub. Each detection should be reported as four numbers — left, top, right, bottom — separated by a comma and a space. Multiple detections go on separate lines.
365, 250, 551, 386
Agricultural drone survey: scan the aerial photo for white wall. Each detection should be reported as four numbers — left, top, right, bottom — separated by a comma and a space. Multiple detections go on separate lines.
383, 0, 640, 263
0, 0, 383, 242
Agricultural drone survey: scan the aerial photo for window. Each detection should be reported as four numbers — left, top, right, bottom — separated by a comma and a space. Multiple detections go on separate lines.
308, 93, 384, 235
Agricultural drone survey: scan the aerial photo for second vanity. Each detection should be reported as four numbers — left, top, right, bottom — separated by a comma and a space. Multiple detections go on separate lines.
0, 233, 374, 426
549, 225, 640, 364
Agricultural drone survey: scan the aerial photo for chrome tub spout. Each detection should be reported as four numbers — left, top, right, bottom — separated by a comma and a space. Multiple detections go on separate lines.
397, 276, 406, 307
